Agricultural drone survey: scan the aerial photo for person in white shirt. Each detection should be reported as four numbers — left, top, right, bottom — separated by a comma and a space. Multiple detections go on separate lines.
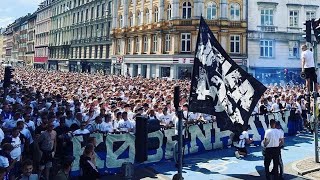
159, 107, 173, 128
23, 113, 35, 133
270, 121, 285, 179
263, 119, 284, 180
65, 110, 80, 128
73, 122, 90, 135
112, 112, 122, 131
301, 44, 318, 93
234, 125, 253, 158
0, 143, 15, 170
118, 112, 134, 133
271, 98, 281, 113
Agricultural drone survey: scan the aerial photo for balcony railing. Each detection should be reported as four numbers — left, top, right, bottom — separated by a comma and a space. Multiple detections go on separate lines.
180, 20, 192, 26
257, 25, 278, 32
287, 27, 302, 33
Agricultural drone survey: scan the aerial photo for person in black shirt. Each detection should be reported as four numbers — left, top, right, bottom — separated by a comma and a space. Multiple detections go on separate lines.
259, 98, 268, 115
55, 117, 70, 158
79, 144, 99, 180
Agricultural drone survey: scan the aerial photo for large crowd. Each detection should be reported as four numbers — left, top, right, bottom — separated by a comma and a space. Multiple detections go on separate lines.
0, 67, 312, 180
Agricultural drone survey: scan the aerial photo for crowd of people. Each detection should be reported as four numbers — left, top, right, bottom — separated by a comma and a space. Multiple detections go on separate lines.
0, 67, 312, 180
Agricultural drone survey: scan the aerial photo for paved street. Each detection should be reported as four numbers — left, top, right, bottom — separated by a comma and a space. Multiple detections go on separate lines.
149, 131, 315, 180
105, 130, 317, 180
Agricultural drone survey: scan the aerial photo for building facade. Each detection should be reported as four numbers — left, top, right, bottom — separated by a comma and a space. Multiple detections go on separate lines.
35, 0, 53, 69
3, 24, 14, 64
0, 28, 5, 62
49, 0, 112, 73
247, 0, 320, 84
110, 0, 248, 79
26, 13, 37, 66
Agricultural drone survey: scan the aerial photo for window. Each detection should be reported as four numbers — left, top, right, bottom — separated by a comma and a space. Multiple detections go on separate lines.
91, 7, 94, 19
94, 45, 98, 58
117, 39, 121, 54
289, 41, 299, 58
152, 35, 158, 53
154, 7, 159, 22
102, 4, 105, 17
261, 9, 273, 25
143, 36, 148, 53
167, 4, 172, 20
135, 37, 140, 53
73, 13, 76, 24
89, 46, 92, 58
165, 34, 171, 52
260, 40, 273, 58
289, 10, 299, 27
207, 2, 217, 20
160, 67, 170, 77
129, 13, 133, 26
182, 2, 192, 19
96, 5, 100, 18
127, 39, 131, 54
85, 9, 89, 20
230, 35, 240, 53
100, 45, 103, 58
306, 11, 316, 21
77, 12, 80, 23
81, 11, 84, 22
84, 46, 87, 58
145, 9, 150, 24
230, 3, 240, 21
181, 33, 191, 52
136, 11, 141, 25
90, 25, 93, 37
119, 15, 123, 28
79, 47, 82, 58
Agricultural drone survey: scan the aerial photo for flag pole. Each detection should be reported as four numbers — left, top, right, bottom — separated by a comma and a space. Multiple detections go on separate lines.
312, 41, 319, 163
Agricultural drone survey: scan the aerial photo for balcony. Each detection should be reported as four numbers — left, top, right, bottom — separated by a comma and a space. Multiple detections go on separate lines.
257, 25, 278, 32
229, 21, 242, 27
205, 20, 219, 26
287, 27, 302, 33
180, 20, 192, 26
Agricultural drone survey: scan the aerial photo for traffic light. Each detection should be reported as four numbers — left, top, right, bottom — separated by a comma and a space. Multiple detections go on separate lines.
303, 20, 312, 43
3, 66, 14, 89
312, 18, 320, 43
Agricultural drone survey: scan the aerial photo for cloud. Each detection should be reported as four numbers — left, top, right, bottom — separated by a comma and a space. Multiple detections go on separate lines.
0, 17, 14, 29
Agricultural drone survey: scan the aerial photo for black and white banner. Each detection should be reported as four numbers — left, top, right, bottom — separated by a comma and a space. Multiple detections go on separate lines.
189, 16, 267, 129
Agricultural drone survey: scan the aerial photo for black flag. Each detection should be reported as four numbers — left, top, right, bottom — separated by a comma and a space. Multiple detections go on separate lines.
189, 16, 267, 129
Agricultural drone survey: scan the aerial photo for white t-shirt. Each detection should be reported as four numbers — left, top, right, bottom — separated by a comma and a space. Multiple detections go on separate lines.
73, 129, 90, 135
271, 103, 280, 112
301, 49, 315, 68
237, 131, 249, 148
159, 114, 173, 125
0, 128, 4, 144
264, 128, 282, 148
0, 155, 9, 168
10, 136, 22, 161
118, 119, 134, 131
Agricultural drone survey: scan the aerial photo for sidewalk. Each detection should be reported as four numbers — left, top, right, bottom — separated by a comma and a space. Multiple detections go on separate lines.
292, 157, 320, 180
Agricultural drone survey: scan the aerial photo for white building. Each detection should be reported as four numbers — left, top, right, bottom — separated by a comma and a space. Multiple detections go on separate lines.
248, 0, 320, 84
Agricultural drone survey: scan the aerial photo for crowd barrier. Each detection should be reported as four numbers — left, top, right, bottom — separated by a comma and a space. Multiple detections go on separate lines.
70, 110, 303, 175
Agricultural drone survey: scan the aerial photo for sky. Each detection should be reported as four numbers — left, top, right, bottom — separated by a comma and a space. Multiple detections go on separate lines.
0, 0, 43, 29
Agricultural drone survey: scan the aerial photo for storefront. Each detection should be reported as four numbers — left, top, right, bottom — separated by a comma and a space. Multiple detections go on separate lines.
117, 56, 194, 79
253, 67, 303, 85
48, 60, 59, 71
69, 60, 111, 74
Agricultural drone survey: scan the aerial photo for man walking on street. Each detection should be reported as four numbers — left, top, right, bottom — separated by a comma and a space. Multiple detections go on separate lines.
263, 119, 284, 180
